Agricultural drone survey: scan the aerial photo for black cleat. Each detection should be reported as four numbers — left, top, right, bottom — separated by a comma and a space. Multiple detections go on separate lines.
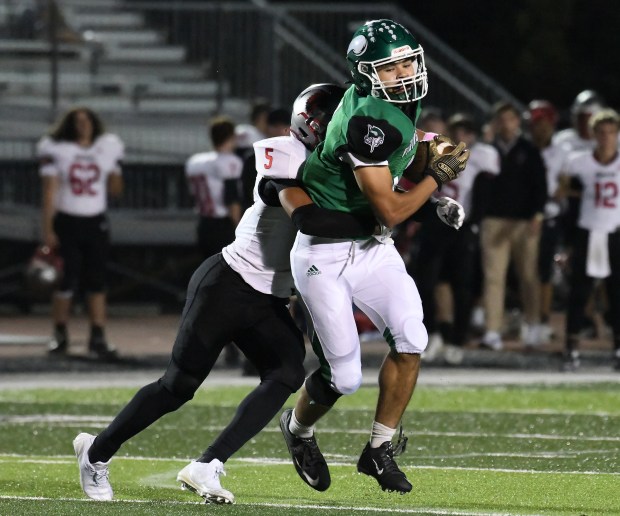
560, 350, 580, 372
279, 409, 330, 491
48, 327, 68, 355
88, 335, 119, 360
357, 442, 412, 494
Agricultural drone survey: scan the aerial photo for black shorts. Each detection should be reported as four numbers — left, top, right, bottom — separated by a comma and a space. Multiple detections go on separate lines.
54, 211, 109, 293
169, 254, 305, 386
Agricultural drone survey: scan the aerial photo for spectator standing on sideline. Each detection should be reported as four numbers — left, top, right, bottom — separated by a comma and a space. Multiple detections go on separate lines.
280, 19, 469, 495
480, 101, 547, 350
240, 108, 291, 212
558, 109, 620, 372
38, 107, 124, 358
71, 83, 376, 504
186, 117, 243, 260
417, 113, 500, 363
235, 100, 271, 161
525, 100, 565, 344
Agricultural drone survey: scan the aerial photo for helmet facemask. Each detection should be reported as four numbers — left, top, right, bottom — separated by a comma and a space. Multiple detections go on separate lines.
358, 48, 427, 103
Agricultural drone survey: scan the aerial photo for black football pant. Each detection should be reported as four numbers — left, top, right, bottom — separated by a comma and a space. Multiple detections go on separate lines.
54, 211, 109, 293
89, 254, 306, 464
565, 228, 620, 351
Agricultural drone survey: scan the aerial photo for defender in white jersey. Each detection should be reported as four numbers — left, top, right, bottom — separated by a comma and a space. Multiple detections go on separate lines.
185, 117, 244, 259
37, 107, 124, 358
415, 113, 499, 362
558, 109, 620, 371
71, 84, 377, 504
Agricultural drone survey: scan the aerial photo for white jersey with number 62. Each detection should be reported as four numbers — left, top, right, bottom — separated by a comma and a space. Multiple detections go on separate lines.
37, 134, 124, 216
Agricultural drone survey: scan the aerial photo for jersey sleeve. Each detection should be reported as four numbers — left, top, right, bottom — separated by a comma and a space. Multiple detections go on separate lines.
185, 154, 202, 177
341, 115, 403, 164
99, 134, 125, 174
218, 154, 243, 180
254, 137, 307, 180
479, 144, 501, 175
36, 137, 59, 177
562, 151, 585, 180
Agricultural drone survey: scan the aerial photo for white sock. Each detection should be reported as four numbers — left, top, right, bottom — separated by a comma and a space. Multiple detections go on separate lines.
288, 410, 314, 439
370, 421, 396, 448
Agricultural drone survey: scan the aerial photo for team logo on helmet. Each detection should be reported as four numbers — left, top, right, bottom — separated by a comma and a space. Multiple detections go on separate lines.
347, 35, 368, 56
364, 125, 385, 153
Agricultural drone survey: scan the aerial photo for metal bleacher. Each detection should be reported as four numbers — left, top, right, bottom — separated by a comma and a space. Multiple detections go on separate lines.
0, 1, 522, 241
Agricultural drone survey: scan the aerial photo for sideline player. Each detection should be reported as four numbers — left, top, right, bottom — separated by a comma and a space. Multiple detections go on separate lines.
38, 107, 124, 358
186, 117, 243, 260
71, 84, 377, 504
558, 109, 620, 372
279, 19, 469, 494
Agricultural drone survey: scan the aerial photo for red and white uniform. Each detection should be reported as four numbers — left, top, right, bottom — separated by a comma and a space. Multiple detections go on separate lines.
564, 150, 620, 233
223, 134, 307, 297
37, 134, 124, 216
440, 141, 500, 217
185, 151, 243, 217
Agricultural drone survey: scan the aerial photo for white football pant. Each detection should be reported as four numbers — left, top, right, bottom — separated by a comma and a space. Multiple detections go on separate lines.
291, 233, 427, 396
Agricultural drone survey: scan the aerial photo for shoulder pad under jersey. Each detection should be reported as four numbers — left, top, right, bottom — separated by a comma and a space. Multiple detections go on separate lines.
253, 135, 308, 180
96, 133, 125, 161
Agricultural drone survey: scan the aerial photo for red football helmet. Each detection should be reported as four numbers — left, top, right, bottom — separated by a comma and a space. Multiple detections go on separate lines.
25, 246, 63, 299
525, 100, 558, 125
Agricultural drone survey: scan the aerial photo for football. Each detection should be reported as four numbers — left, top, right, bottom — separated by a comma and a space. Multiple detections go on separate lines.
436, 141, 456, 155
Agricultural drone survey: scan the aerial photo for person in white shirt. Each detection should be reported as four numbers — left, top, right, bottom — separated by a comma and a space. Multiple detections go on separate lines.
558, 109, 620, 372
186, 117, 243, 259
37, 107, 124, 358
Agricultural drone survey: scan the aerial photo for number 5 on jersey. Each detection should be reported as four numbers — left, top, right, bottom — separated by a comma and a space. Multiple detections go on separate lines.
264, 148, 274, 169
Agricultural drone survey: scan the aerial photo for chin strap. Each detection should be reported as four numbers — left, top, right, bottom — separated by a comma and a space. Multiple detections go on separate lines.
393, 424, 408, 457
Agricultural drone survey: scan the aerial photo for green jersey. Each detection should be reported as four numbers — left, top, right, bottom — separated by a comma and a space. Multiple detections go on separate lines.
301, 86, 420, 218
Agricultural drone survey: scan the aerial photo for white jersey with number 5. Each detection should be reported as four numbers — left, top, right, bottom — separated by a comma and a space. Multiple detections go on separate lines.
37, 134, 124, 216
222, 134, 308, 297
564, 150, 620, 232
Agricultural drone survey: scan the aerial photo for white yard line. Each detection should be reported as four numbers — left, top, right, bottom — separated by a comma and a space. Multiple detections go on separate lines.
0, 495, 559, 515
2, 415, 619, 443
1, 453, 618, 476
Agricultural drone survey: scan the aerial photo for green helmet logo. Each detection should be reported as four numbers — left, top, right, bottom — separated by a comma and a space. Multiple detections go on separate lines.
346, 19, 428, 104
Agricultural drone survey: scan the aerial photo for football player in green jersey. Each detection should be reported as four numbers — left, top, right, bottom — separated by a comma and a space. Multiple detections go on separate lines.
280, 19, 470, 494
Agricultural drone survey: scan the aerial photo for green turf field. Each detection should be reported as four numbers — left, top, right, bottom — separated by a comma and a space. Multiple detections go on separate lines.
0, 382, 618, 515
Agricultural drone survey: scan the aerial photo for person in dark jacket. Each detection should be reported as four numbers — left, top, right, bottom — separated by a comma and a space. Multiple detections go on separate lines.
479, 101, 547, 350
